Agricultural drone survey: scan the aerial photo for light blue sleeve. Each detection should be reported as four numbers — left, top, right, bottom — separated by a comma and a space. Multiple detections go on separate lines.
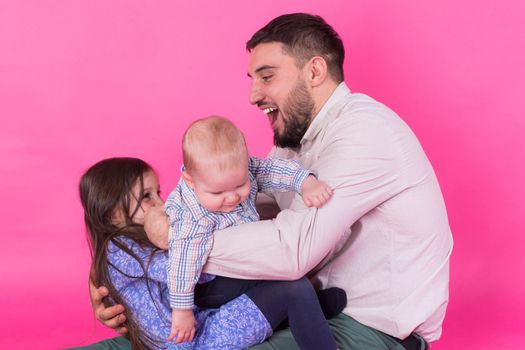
107, 238, 272, 349
249, 156, 311, 194
107, 237, 168, 282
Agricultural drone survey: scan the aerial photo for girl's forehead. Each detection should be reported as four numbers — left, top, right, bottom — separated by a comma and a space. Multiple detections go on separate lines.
143, 170, 159, 182
132, 170, 159, 191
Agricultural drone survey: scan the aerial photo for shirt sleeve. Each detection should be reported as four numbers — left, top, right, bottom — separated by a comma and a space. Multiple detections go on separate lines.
108, 239, 272, 349
204, 113, 406, 280
249, 156, 311, 194
167, 214, 215, 309
108, 238, 168, 283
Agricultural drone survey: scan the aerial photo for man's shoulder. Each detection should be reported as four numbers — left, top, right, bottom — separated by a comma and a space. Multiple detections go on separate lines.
333, 92, 393, 119
324, 92, 405, 136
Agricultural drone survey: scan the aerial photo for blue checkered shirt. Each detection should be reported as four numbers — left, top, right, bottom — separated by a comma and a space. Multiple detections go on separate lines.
165, 156, 311, 309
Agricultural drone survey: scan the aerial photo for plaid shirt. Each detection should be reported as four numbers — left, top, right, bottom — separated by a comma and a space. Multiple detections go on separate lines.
165, 156, 311, 309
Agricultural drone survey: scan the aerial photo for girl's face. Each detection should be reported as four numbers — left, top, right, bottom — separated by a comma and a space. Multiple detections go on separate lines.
113, 170, 164, 227
129, 170, 163, 225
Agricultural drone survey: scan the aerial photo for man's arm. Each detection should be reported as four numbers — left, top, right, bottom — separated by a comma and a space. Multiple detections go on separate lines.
204, 114, 405, 279
89, 271, 128, 334
89, 237, 170, 333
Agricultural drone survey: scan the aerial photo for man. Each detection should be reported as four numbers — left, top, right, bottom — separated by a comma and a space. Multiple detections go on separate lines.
88, 13, 452, 349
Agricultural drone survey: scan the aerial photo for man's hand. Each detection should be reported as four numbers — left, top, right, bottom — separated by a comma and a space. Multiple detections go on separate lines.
144, 204, 169, 250
168, 309, 196, 344
89, 276, 128, 334
301, 175, 333, 208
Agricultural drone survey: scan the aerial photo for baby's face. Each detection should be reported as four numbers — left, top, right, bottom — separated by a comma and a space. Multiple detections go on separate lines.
189, 164, 251, 213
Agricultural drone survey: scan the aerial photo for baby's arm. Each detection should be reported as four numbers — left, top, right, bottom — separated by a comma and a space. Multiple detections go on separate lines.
250, 156, 311, 193
165, 203, 214, 344
119, 234, 196, 344
168, 309, 196, 344
250, 156, 333, 208
301, 175, 333, 208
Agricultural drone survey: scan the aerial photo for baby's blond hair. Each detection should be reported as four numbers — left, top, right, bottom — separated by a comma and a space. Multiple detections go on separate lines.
183, 116, 249, 174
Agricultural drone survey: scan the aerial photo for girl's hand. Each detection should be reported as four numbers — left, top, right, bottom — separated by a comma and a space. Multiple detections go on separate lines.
144, 204, 169, 249
301, 175, 333, 208
168, 309, 196, 344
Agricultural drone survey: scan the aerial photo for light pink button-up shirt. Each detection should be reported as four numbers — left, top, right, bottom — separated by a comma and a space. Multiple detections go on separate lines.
205, 83, 453, 342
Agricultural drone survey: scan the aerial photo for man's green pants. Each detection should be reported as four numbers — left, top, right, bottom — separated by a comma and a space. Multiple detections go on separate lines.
68, 313, 426, 349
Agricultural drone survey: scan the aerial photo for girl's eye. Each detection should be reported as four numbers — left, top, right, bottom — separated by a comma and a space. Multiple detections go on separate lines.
144, 192, 151, 199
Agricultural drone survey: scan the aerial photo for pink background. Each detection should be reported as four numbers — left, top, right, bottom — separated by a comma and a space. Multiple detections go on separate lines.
1, 1, 524, 349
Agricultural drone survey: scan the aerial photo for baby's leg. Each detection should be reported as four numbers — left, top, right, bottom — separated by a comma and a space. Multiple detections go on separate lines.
194, 276, 261, 308
274, 287, 347, 331
316, 287, 347, 319
245, 278, 338, 350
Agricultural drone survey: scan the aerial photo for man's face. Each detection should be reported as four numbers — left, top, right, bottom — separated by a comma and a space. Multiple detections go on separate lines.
248, 42, 315, 148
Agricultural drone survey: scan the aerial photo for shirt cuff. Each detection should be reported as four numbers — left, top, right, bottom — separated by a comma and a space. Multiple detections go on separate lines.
292, 167, 314, 193
169, 291, 194, 309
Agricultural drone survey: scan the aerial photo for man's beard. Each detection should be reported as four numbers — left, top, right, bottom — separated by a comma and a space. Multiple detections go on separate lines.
274, 79, 315, 149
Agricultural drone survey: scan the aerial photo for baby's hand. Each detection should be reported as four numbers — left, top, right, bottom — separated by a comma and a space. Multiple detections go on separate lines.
168, 309, 196, 344
144, 204, 169, 250
301, 175, 333, 208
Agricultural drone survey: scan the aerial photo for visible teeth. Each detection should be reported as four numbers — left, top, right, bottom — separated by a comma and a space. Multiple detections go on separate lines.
263, 107, 277, 115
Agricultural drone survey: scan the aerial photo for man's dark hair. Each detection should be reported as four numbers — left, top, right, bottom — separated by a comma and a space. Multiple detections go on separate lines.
246, 13, 345, 82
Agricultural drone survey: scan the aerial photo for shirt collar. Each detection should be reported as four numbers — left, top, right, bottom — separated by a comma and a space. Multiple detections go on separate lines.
301, 82, 351, 144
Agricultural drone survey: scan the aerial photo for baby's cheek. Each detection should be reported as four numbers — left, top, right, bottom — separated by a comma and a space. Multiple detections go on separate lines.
241, 191, 250, 202
205, 196, 223, 212
244, 185, 252, 197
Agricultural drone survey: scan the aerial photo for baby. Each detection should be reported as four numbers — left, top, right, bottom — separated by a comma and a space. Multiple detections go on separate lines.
149, 116, 334, 344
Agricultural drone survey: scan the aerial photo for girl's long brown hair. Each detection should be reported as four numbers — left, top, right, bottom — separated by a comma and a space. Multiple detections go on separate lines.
79, 157, 163, 349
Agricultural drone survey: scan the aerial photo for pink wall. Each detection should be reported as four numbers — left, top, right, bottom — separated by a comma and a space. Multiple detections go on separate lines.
1, 1, 524, 349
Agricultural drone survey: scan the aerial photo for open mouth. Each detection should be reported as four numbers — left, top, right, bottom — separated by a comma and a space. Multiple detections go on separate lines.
263, 107, 277, 115
262, 106, 279, 126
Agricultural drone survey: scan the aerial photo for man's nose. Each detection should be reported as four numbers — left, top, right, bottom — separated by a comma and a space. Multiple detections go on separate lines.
249, 82, 263, 105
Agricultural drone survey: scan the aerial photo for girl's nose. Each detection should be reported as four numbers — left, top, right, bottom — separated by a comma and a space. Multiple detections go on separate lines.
153, 196, 164, 206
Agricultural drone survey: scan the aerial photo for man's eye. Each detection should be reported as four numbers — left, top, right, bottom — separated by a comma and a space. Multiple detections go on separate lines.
261, 75, 272, 82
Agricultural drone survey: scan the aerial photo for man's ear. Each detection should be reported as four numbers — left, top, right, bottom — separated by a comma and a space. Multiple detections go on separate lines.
182, 170, 195, 189
305, 56, 328, 87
